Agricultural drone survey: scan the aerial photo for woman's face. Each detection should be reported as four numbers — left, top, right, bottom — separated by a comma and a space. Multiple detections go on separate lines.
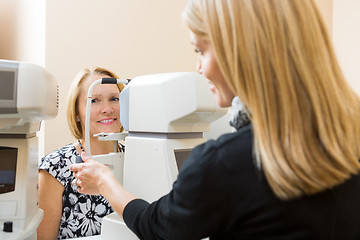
190, 32, 235, 107
77, 74, 122, 138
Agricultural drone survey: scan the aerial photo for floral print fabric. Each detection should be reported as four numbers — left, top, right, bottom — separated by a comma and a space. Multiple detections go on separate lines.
39, 144, 113, 239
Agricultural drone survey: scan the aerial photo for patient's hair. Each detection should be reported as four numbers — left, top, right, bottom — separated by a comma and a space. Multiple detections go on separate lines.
67, 67, 124, 139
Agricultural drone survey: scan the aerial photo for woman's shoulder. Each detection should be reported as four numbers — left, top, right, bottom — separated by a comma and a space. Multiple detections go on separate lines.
174, 124, 256, 202
39, 143, 78, 174
197, 124, 253, 156
41, 143, 77, 161
179, 124, 253, 175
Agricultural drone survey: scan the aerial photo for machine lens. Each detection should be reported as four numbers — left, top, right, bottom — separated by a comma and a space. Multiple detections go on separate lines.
0, 72, 15, 100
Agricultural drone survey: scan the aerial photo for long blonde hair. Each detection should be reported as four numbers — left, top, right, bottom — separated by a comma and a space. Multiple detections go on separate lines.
67, 67, 125, 140
183, 0, 360, 200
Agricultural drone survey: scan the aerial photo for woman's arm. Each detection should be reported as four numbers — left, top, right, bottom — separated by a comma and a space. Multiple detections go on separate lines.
70, 152, 137, 216
37, 169, 64, 240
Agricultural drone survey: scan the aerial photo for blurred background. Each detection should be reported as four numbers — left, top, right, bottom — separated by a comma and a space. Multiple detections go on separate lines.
0, 0, 358, 156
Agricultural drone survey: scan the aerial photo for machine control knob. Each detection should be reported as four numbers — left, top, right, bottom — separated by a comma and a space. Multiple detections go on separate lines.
3, 221, 13, 232
75, 155, 83, 163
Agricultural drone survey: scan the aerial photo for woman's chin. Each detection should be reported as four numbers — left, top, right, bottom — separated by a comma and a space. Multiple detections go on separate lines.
215, 96, 232, 108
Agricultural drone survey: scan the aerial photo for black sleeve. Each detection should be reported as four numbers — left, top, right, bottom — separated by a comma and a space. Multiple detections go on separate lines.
123, 199, 152, 238
122, 140, 239, 240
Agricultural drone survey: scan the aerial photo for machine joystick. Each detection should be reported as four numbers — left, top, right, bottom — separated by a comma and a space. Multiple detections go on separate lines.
3, 221, 13, 232
75, 155, 83, 163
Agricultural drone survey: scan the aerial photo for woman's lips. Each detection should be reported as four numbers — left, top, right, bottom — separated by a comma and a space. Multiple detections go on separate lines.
97, 118, 116, 125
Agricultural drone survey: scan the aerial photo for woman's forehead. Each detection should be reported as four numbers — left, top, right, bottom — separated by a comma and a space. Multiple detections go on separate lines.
93, 84, 120, 95
190, 32, 209, 48
78, 74, 119, 98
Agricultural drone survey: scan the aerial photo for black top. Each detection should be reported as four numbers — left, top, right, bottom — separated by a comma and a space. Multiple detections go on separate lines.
123, 124, 360, 240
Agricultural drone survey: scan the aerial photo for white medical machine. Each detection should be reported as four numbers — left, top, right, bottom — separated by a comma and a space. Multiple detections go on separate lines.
0, 60, 58, 240
80, 72, 226, 240
81, 78, 129, 185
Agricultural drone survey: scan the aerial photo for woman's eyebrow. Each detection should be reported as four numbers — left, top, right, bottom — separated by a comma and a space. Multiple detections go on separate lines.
92, 92, 119, 97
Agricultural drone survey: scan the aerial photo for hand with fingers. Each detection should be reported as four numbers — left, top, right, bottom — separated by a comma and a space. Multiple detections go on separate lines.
70, 152, 113, 195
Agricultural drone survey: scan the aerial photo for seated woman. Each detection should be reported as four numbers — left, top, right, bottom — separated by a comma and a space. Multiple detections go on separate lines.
37, 67, 125, 239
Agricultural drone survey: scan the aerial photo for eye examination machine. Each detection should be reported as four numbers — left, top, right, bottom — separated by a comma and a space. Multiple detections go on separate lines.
80, 77, 130, 186
81, 72, 227, 240
0, 60, 58, 240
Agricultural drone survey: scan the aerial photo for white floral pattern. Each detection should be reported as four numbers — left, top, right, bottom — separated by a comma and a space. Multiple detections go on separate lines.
39, 144, 113, 239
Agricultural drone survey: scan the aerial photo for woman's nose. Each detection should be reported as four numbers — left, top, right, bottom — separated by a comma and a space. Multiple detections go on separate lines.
101, 103, 114, 114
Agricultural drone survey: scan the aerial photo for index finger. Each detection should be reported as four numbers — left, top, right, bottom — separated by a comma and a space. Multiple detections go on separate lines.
70, 163, 82, 172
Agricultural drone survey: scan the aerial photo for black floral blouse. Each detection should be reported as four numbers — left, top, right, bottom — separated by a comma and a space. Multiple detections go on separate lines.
39, 144, 114, 239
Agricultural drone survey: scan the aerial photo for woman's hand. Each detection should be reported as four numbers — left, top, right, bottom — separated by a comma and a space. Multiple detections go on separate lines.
70, 152, 137, 216
70, 152, 112, 195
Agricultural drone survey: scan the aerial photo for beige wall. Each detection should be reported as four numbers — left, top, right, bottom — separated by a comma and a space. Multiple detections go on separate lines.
43, 0, 339, 154
0, 0, 45, 64
314, 0, 333, 34
0, 0, 196, 155
1, 0, 358, 156
0, 0, 17, 60
311, 0, 360, 95
333, 0, 360, 95
43, 0, 197, 154
0, 0, 46, 155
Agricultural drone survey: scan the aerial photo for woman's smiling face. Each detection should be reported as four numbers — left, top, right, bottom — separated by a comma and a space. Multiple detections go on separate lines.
190, 32, 235, 108
77, 74, 122, 137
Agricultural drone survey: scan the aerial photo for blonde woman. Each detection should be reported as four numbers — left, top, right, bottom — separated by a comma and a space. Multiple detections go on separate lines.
71, 0, 360, 239
38, 67, 125, 239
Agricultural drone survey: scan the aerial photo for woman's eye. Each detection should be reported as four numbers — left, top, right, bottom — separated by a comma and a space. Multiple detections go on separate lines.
111, 97, 119, 102
195, 48, 203, 55
91, 98, 98, 104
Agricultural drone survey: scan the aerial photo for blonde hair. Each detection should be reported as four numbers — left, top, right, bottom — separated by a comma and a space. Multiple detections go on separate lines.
67, 67, 125, 140
183, 0, 360, 200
